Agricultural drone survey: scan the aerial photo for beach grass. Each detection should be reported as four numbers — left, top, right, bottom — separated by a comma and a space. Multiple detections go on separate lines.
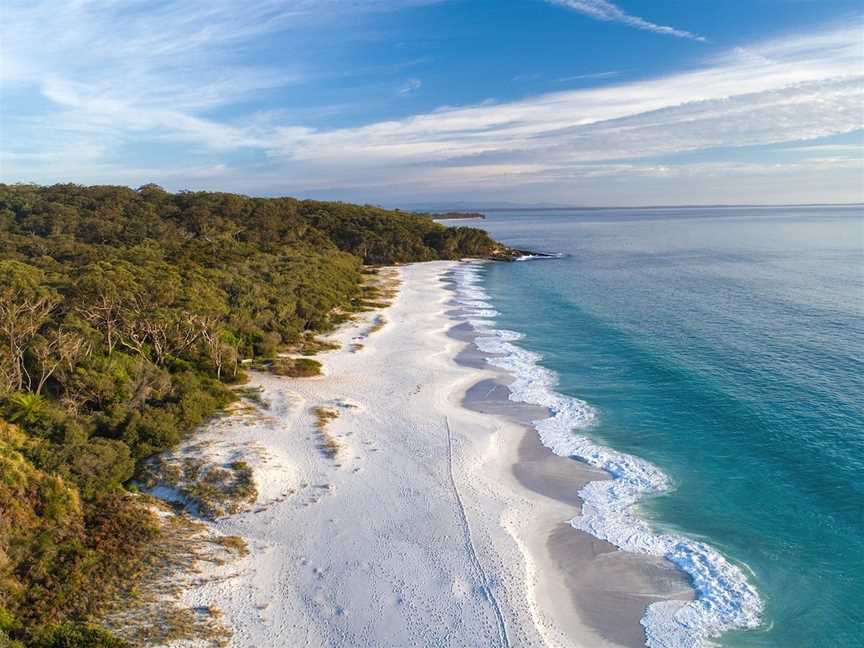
291, 333, 341, 356
312, 406, 342, 458
140, 456, 259, 519
100, 500, 235, 647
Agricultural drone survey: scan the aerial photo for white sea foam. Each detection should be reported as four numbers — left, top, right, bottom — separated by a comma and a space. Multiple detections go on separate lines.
450, 262, 763, 648
514, 252, 566, 261
457, 299, 494, 309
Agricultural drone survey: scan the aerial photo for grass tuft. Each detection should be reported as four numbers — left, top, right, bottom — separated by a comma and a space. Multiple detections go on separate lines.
140, 457, 258, 520
311, 407, 342, 458
210, 535, 249, 557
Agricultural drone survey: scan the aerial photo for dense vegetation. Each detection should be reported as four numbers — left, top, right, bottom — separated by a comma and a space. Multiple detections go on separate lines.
0, 183, 502, 646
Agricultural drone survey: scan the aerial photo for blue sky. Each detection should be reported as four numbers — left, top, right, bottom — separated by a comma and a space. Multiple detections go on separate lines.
1, 0, 862, 205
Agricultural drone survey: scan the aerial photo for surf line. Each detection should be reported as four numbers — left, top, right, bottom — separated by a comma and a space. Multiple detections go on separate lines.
444, 416, 510, 648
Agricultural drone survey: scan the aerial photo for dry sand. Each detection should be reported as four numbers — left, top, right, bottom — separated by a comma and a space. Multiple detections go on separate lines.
161, 260, 692, 648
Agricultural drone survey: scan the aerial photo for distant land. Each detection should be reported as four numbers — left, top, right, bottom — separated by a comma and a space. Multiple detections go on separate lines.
397, 201, 573, 211
396, 201, 864, 213
413, 211, 486, 220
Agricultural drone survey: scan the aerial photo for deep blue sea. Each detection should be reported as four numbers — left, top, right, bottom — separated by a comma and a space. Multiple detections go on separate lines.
461, 206, 864, 647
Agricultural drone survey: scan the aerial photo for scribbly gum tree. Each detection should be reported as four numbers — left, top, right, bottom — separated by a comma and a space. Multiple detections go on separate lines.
30, 329, 91, 396
0, 261, 60, 393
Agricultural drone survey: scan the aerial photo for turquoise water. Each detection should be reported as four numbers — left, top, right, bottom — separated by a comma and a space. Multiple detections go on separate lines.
470, 207, 864, 647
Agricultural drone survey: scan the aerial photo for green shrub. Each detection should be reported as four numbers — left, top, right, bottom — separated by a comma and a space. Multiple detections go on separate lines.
31, 624, 129, 648
0, 423, 159, 639
52, 439, 134, 499
122, 408, 181, 459
0, 630, 24, 648
2, 396, 86, 446
269, 357, 322, 378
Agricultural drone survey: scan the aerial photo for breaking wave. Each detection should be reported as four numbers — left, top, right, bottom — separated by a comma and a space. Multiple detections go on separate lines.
450, 262, 763, 648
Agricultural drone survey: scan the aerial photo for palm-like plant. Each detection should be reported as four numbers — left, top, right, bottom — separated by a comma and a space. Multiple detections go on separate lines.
7, 392, 46, 425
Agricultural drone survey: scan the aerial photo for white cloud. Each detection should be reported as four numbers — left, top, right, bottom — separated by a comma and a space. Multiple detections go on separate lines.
546, 0, 706, 42
557, 71, 621, 82
781, 143, 862, 155
399, 79, 423, 95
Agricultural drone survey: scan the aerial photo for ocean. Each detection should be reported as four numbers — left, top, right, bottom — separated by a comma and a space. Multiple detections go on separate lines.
451, 206, 864, 647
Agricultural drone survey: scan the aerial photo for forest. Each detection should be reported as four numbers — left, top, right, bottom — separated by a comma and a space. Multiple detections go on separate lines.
0, 183, 504, 647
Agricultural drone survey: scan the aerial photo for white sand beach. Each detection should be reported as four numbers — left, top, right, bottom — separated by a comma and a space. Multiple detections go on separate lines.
163, 261, 692, 648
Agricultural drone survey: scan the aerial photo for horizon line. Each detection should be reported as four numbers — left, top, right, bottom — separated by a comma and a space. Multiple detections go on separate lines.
415, 201, 864, 212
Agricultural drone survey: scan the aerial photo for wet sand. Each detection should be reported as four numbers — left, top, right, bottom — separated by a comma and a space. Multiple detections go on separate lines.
452, 307, 694, 648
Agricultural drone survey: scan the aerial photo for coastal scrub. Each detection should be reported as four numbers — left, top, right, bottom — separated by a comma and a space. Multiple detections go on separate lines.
0, 183, 504, 643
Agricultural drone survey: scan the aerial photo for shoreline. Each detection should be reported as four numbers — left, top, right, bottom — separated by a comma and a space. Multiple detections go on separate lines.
448, 260, 764, 648
153, 260, 688, 647
444, 268, 695, 648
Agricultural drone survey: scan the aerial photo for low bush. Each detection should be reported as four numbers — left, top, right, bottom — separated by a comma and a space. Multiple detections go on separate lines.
269, 357, 322, 378
31, 624, 129, 648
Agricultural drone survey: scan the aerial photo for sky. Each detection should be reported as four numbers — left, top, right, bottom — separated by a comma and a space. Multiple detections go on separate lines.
1, 0, 862, 206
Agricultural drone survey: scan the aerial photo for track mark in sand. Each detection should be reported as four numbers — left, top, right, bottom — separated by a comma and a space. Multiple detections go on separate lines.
444, 416, 510, 648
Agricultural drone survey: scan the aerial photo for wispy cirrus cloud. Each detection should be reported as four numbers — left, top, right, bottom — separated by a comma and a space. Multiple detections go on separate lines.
782, 144, 863, 155
0, 0, 441, 156
556, 70, 621, 82
546, 0, 707, 42
398, 79, 423, 95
